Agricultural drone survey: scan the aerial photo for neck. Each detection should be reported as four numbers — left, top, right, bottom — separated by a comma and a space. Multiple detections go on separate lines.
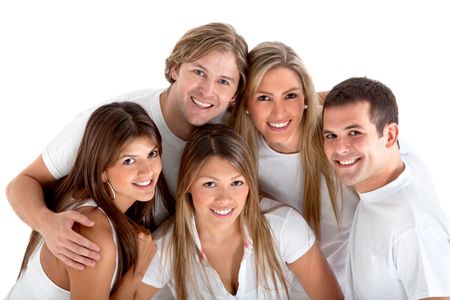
357, 151, 405, 193
195, 217, 242, 245
159, 87, 194, 140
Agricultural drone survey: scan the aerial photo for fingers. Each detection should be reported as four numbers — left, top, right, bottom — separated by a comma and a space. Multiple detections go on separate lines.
67, 210, 95, 227
41, 210, 101, 269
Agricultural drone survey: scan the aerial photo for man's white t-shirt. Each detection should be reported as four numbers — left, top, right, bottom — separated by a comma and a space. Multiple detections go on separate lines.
258, 137, 359, 290
345, 154, 450, 299
42, 89, 186, 224
142, 198, 316, 299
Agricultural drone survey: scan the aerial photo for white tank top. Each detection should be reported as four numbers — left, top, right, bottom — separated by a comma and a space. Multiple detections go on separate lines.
6, 200, 119, 300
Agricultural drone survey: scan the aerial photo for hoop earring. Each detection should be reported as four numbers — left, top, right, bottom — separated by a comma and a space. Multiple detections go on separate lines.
106, 180, 116, 200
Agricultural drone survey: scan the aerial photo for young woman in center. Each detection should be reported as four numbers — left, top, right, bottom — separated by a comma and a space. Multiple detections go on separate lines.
138, 124, 343, 299
232, 41, 359, 293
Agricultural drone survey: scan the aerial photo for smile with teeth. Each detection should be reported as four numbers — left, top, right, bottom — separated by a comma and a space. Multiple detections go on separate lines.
134, 180, 152, 187
191, 97, 213, 109
337, 159, 358, 166
268, 120, 290, 128
210, 208, 234, 216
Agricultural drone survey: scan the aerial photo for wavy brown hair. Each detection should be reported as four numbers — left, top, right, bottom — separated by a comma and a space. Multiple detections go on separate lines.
19, 102, 173, 293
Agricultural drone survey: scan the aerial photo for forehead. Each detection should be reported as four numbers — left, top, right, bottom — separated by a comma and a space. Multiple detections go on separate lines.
188, 50, 239, 76
323, 101, 373, 130
119, 135, 157, 153
259, 66, 302, 88
197, 156, 240, 176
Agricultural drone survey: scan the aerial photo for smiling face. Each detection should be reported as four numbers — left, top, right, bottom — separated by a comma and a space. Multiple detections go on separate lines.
246, 66, 305, 153
170, 49, 240, 127
189, 156, 249, 232
322, 101, 393, 193
103, 136, 162, 212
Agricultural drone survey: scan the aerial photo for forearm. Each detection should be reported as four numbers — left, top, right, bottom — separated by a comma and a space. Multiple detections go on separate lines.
6, 174, 52, 232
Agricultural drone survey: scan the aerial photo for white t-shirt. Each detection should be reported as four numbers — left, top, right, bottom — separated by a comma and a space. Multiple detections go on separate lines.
42, 89, 184, 224
258, 137, 359, 290
142, 198, 316, 299
345, 155, 450, 299
6, 200, 119, 300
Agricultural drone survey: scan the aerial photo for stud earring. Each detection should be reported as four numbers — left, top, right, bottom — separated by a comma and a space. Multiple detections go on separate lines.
304, 104, 308, 110
245, 109, 250, 115
106, 181, 116, 200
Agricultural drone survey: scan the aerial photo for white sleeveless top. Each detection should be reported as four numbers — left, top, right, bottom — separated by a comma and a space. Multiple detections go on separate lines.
6, 200, 119, 300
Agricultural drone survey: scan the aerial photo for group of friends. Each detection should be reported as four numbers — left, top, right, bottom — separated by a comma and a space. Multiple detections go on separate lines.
5, 22, 450, 299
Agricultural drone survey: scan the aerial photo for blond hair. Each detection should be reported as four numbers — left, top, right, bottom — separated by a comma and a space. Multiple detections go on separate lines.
164, 22, 248, 98
232, 41, 339, 239
163, 124, 289, 299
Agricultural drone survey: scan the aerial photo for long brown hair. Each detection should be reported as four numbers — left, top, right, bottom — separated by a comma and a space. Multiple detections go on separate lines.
232, 41, 339, 239
167, 124, 289, 299
19, 102, 172, 293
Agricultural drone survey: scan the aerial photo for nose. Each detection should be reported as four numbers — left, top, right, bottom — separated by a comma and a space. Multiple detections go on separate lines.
335, 137, 350, 155
270, 98, 285, 117
138, 160, 155, 177
215, 186, 233, 204
199, 78, 214, 98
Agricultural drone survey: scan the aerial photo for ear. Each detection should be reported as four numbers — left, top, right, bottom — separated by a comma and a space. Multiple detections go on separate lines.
171, 64, 180, 81
101, 172, 108, 183
385, 122, 399, 148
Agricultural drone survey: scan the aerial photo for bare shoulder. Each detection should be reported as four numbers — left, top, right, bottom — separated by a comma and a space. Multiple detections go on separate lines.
73, 206, 115, 259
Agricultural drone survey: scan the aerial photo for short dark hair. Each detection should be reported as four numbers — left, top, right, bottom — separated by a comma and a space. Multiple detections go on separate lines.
323, 77, 399, 136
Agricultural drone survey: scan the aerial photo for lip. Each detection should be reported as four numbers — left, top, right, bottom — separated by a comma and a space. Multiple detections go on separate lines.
191, 96, 213, 110
209, 207, 235, 218
133, 179, 154, 190
267, 120, 291, 131
334, 157, 360, 168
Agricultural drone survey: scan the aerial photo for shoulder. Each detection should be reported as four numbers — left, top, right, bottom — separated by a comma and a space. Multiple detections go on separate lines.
261, 197, 312, 236
74, 206, 115, 256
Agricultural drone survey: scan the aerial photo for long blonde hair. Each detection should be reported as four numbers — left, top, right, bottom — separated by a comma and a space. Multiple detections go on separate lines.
232, 41, 339, 239
167, 124, 289, 299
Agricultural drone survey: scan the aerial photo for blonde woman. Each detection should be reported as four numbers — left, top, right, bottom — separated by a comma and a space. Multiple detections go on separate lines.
232, 41, 359, 293
138, 124, 343, 299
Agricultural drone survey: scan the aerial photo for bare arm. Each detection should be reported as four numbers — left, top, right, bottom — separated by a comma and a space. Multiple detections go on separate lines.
288, 242, 343, 300
111, 231, 157, 300
6, 154, 100, 269
67, 209, 116, 300
134, 282, 160, 300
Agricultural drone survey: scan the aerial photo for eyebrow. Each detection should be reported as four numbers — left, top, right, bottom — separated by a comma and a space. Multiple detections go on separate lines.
198, 173, 243, 181
323, 124, 364, 134
256, 87, 302, 95
191, 62, 237, 84
117, 146, 158, 159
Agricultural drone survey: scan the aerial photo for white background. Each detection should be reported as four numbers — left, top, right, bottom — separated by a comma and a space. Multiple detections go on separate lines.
1, 0, 449, 295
